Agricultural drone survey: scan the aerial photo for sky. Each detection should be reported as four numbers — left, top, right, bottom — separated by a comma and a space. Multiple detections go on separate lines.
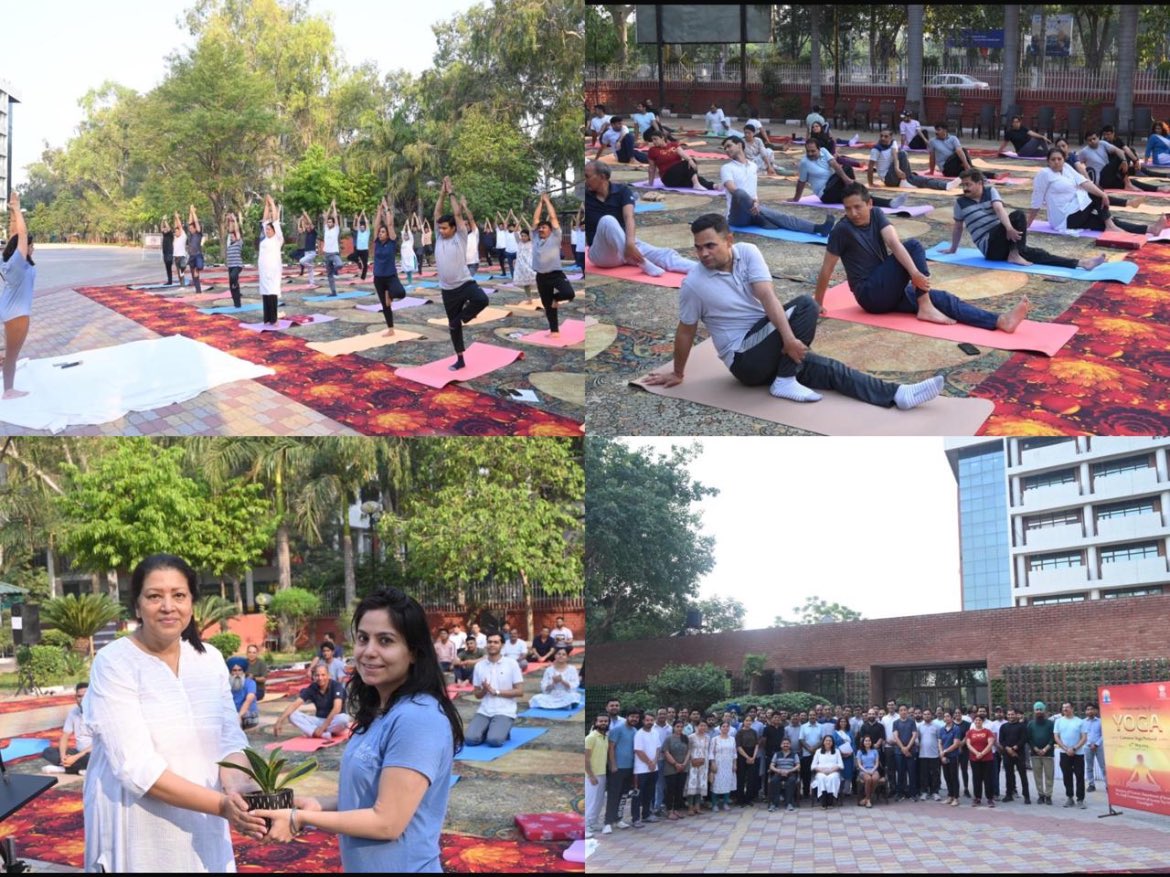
3, 0, 478, 187
617, 437, 962, 630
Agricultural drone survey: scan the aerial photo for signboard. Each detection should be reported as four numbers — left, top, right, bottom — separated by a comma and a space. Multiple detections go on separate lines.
947, 29, 1005, 50
635, 4, 772, 45
1099, 681, 1170, 818
1030, 13, 1073, 58
142, 233, 163, 250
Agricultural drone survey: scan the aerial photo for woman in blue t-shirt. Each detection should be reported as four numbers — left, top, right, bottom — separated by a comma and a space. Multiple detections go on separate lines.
257, 587, 462, 873
1, 191, 36, 399
370, 199, 409, 336
349, 212, 371, 280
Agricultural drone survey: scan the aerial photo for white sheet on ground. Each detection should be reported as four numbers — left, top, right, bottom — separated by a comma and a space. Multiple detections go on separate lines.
0, 335, 274, 433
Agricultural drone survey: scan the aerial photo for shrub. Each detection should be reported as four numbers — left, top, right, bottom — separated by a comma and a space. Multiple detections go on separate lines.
708, 692, 830, 716
267, 588, 321, 652
645, 662, 730, 713
207, 632, 242, 661
17, 645, 70, 689
39, 629, 76, 650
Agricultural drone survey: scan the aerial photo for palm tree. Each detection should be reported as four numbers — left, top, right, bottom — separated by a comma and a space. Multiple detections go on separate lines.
348, 112, 441, 215
1115, 5, 1138, 135
906, 5, 925, 113
193, 595, 240, 636
1002, 6, 1021, 123
40, 593, 124, 657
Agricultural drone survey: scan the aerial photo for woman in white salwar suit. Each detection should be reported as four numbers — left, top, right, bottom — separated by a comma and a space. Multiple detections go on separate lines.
83, 554, 266, 872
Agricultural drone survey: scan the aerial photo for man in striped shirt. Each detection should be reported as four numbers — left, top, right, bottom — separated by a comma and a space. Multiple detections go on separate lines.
940, 169, 1105, 271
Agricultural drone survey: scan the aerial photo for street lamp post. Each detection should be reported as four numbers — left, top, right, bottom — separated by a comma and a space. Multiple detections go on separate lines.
359, 500, 383, 589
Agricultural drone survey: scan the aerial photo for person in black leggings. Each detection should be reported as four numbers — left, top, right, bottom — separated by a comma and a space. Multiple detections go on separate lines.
531, 192, 575, 335
433, 178, 489, 370
370, 199, 408, 336
160, 219, 175, 285
480, 218, 498, 274
224, 212, 245, 308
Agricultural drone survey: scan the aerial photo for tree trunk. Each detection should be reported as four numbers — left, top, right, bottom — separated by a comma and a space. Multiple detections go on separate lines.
342, 502, 356, 613
91, 572, 102, 596
606, 5, 631, 67
106, 569, 120, 602
520, 569, 534, 641
906, 5, 925, 109
232, 576, 243, 614
46, 543, 59, 599
276, 523, 292, 590
1002, 5, 1020, 118
810, 7, 823, 103
1115, 5, 1138, 133
1038, 6, 1046, 82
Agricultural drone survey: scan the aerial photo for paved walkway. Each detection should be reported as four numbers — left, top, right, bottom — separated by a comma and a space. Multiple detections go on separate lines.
588, 794, 1170, 872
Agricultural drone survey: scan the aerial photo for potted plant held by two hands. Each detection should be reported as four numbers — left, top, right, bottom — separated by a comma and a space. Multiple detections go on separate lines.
217, 747, 319, 826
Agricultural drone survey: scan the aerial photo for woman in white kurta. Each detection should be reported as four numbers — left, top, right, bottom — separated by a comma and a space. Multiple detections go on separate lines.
257, 195, 285, 325
707, 721, 737, 809
527, 647, 580, 709
84, 554, 265, 872
684, 721, 710, 813
511, 222, 538, 302
400, 217, 418, 283
810, 735, 844, 808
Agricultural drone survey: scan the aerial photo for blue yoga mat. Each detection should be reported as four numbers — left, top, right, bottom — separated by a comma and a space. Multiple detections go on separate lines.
925, 243, 1138, 283
729, 225, 830, 246
519, 703, 585, 721
303, 290, 373, 302
635, 202, 668, 213
0, 738, 51, 760
198, 303, 263, 314
456, 726, 547, 762
449, 774, 461, 789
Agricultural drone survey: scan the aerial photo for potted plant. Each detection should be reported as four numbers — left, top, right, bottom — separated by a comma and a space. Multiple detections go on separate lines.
218, 747, 318, 824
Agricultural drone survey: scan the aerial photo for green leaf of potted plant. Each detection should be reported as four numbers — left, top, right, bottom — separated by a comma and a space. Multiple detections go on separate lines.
217, 747, 318, 825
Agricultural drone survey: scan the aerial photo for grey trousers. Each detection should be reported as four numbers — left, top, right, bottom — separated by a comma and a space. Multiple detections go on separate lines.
588, 215, 698, 275
466, 712, 514, 747
882, 151, 950, 190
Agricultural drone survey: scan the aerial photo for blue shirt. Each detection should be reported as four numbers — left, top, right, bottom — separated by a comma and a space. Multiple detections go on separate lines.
609, 721, 637, 770
857, 749, 880, 772
355, 229, 370, 250
339, 694, 453, 873
798, 147, 835, 197
231, 677, 258, 719
799, 721, 824, 754
1053, 715, 1088, 755
892, 717, 918, 749
940, 723, 964, 756
0, 250, 35, 322
1084, 716, 1103, 747
373, 238, 397, 277
630, 111, 656, 136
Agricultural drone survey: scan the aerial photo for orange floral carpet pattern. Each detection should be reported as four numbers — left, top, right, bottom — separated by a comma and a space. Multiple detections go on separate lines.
973, 247, 1170, 434
74, 284, 582, 437
0, 787, 582, 873
0, 694, 75, 715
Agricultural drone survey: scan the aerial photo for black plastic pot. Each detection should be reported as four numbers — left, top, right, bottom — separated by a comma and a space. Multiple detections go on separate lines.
243, 789, 294, 830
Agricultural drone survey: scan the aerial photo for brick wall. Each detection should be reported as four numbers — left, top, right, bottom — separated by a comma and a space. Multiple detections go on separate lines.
588, 595, 1170, 700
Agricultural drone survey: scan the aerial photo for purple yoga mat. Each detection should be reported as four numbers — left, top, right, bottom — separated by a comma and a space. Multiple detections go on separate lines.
239, 313, 337, 332
795, 195, 934, 217
353, 296, 430, 312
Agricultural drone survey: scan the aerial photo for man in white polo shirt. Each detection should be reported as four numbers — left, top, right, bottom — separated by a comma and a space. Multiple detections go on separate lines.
643, 212, 944, 410
720, 136, 834, 237
466, 630, 525, 747
500, 629, 529, 671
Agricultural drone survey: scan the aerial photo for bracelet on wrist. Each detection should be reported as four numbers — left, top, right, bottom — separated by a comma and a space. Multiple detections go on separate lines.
289, 806, 303, 837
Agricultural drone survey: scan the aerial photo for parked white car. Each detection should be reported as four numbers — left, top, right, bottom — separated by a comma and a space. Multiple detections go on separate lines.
928, 73, 990, 89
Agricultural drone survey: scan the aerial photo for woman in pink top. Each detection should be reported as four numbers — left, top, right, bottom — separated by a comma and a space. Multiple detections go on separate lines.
433, 628, 459, 672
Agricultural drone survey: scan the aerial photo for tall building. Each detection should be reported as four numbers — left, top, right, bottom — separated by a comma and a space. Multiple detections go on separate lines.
945, 438, 1170, 609
0, 79, 19, 214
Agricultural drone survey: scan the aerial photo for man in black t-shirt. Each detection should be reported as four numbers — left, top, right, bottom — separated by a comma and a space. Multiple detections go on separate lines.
583, 160, 697, 278
272, 665, 350, 738
528, 626, 557, 663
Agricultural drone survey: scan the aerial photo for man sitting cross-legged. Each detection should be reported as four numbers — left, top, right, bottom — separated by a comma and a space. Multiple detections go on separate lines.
720, 136, 835, 237
272, 664, 350, 739
41, 681, 92, 775
813, 182, 1031, 333
643, 212, 944, 409
941, 169, 1105, 271
465, 631, 525, 747
867, 128, 955, 191
584, 160, 698, 278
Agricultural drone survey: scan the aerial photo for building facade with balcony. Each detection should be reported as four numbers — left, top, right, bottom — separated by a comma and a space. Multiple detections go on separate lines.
0, 80, 18, 213
945, 438, 1170, 609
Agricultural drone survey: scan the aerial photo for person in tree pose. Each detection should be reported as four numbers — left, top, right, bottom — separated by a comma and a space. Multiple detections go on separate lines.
172, 211, 188, 288
299, 211, 319, 288
349, 211, 371, 280
531, 192, 576, 336
1, 192, 36, 399
370, 198, 409, 337
224, 210, 245, 308
433, 177, 490, 370
258, 196, 284, 325
321, 200, 343, 297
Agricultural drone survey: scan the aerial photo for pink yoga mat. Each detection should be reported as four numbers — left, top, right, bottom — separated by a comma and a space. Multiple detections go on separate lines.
584, 254, 687, 288
1106, 188, 1170, 199
795, 195, 934, 217
263, 734, 347, 753
632, 180, 726, 196
395, 342, 524, 388
821, 282, 1077, 357
518, 320, 587, 347
687, 151, 727, 160
239, 314, 337, 332
175, 292, 231, 303
923, 171, 1030, 185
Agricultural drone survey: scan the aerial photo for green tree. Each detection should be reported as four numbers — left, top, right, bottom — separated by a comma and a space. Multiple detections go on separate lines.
695, 596, 747, 634
187, 479, 278, 610
267, 587, 321, 652
586, 440, 717, 644
646, 663, 730, 712
447, 106, 540, 217
40, 594, 124, 657
193, 595, 241, 636
773, 597, 863, 628
282, 145, 373, 219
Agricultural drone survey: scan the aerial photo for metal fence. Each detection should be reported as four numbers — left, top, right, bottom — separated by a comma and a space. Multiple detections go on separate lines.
312, 580, 584, 616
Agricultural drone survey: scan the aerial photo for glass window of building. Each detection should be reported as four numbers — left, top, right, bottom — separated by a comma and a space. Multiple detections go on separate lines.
1031, 594, 1087, 605
1103, 586, 1165, 599
1099, 542, 1161, 564
1021, 468, 1077, 492
1028, 550, 1085, 570
1091, 455, 1153, 479
1024, 510, 1082, 531
1096, 498, 1159, 520
797, 670, 844, 705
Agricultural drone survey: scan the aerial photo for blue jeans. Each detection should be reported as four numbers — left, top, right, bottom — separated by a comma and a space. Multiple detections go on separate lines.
1086, 744, 1106, 785
894, 749, 918, 798
854, 239, 1000, 331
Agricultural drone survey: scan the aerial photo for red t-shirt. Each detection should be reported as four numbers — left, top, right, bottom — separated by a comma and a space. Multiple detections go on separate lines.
966, 727, 994, 761
648, 145, 685, 173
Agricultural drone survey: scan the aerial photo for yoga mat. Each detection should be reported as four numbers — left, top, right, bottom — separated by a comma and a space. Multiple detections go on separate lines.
426, 306, 512, 327
1106, 187, 1170, 199
821, 282, 1078, 357
584, 255, 689, 287
174, 292, 230, 303
630, 339, 994, 436
455, 727, 548, 762
794, 195, 934, 217
634, 202, 667, 213
127, 282, 180, 290
306, 329, 423, 356
198, 303, 264, 314
1026, 220, 1170, 243
924, 243, 1139, 283
564, 839, 594, 864
728, 224, 830, 245
395, 343, 524, 388
303, 290, 373, 302
996, 152, 1048, 161
516, 320, 588, 348
354, 296, 430, 312
263, 735, 347, 753
632, 180, 725, 196
686, 151, 727, 160
518, 703, 585, 720
0, 335, 274, 433
239, 314, 337, 332
506, 299, 545, 311
0, 738, 51, 760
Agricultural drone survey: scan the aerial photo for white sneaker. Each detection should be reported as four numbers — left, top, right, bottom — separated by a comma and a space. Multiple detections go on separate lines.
601, 824, 613, 835
42, 765, 66, 774
616, 820, 632, 829
585, 828, 594, 838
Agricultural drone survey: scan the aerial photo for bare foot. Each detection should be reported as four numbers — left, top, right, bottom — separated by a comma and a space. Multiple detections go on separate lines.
915, 298, 957, 325
1127, 196, 1147, 208
996, 297, 1031, 333
1, 389, 29, 400
548, 331, 560, 337
382, 328, 396, 337
1150, 215, 1169, 236
1078, 254, 1106, 270
1006, 251, 1033, 266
